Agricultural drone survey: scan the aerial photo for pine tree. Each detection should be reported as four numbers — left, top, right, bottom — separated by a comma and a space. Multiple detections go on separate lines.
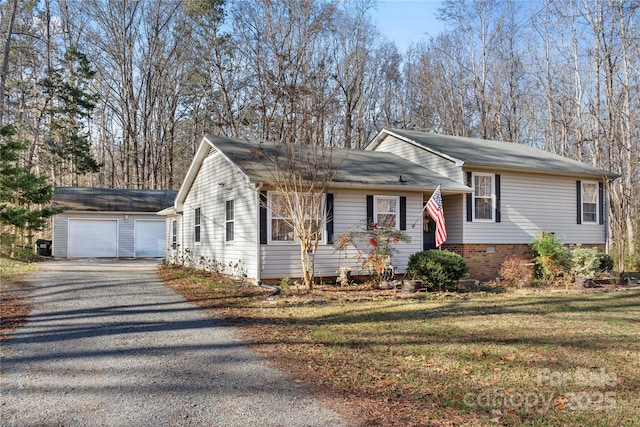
40, 46, 101, 185
0, 125, 57, 258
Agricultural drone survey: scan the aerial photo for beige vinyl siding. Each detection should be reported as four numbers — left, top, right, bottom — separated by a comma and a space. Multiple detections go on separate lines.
52, 212, 162, 257
375, 135, 461, 180
52, 214, 68, 257
259, 189, 424, 280
119, 219, 134, 257
464, 172, 605, 244
180, 152, 258, 278
442, 195, 464, 244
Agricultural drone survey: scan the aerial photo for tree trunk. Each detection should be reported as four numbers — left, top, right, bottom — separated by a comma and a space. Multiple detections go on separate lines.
0, 0, 18, 126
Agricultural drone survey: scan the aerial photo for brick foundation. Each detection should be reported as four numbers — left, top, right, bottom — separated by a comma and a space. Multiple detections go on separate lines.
442, 244, 535, 281
442, 243, 605, 281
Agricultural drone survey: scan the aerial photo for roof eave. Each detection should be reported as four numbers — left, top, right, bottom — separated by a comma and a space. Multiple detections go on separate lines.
243, 178, 473, 193
248, 178, 471, 193
463, 163, 618, 179
157, 207, 176, 216
54, 210, 168, 215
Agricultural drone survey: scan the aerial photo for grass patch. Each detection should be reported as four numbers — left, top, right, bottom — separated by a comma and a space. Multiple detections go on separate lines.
0, 256, 38, 341
159, 264, 640, 426
0, 255, 38, 283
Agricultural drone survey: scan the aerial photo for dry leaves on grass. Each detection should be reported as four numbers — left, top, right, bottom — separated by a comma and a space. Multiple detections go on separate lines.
0, 289, 31, 341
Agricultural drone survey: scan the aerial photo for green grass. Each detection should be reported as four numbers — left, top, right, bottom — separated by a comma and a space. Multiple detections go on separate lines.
0, 256, 37, 287
162, 265, 640, 426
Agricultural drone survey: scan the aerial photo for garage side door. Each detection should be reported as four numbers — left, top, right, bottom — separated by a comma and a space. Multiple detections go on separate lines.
68, 219, 118, 257
135, 220, 166, 257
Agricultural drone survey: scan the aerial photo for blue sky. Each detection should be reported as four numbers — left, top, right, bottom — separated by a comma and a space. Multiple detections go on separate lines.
370, 0, 445, 52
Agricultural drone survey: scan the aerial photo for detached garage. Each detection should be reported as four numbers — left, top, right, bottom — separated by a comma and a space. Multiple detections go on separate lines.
51, 187, 177, 258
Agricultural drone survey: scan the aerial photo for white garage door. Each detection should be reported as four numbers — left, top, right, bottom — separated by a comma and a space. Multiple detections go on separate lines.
135, 220, 166, 257
68, 219, 118, 257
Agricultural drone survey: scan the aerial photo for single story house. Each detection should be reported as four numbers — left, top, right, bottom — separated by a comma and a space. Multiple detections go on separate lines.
158, 134, 470, 280
51, 187, 176, 258
161, 130, 614, 281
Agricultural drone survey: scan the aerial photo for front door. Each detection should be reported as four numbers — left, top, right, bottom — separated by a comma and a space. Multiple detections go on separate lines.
423, 213, 436, 251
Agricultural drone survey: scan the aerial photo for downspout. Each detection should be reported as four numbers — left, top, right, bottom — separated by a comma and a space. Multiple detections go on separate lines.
258, 280, 280, 297
181, 212, 184, 257
605, 181, 609, 254
51, 215, 55, 257
255, 181, 263, 284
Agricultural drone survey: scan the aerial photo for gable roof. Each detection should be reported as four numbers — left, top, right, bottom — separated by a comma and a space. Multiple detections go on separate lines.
172, 135, 471, 212
52, 187, 177, 212
206, 135, 470, 192
369, 128, 616, 178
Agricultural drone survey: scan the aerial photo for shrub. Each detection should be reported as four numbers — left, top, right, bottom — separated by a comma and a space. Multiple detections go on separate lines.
596, 252, 614, 272
571, 246, 613, 277
279, 277, 292, 295
498, 255, 534, 288
406, 250, 468, 291
336, 224, 410, 286
530, 231, 571, 282
11, 246, 38, 262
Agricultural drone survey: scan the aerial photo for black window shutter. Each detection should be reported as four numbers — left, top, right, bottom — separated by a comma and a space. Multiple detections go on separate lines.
495, 174, 501, 223
259, 191, 268, 244
400, 196, 406, 230
366, 195, 374, 229
599, 182, 604, 225
466, 172, 473, 222
326, 193, 334, 244
576, 180, 582, 225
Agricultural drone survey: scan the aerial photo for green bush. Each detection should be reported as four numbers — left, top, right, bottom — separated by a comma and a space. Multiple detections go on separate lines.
571, 246, 613, 277
279, 277, 292, 295
596, 252, 614, 272
530, 231, 571, 282
406, 250, 468, 291
11, 246, 38, 263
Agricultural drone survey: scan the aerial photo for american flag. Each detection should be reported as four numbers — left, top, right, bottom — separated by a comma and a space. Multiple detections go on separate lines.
425, 185, 447, 247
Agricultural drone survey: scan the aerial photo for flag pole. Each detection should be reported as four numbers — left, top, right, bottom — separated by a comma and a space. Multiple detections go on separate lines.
411, 201, 428, 229
411, 185, 441, 229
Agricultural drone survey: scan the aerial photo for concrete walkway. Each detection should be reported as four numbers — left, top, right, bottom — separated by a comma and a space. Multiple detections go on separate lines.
0, 259, 350, 426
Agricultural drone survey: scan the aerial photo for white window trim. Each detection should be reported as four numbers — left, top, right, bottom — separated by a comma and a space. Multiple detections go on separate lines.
194, 207, 201, 245
267, 192, 327, 245
171, 219, 177, 250
373, 195, 400, 230
581, 181, 599, 224
225, 199, 235, 243
472, 173, 495, 222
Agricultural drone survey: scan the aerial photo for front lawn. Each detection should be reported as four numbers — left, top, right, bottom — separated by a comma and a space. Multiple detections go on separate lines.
159, 265, 640, 426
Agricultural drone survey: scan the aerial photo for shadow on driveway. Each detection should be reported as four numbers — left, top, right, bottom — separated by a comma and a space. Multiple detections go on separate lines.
0, 259, 351, 427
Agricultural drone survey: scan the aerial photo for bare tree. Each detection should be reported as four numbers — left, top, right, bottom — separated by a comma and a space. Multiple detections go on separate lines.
0, 0, 19, 126
255, 141, 342, 289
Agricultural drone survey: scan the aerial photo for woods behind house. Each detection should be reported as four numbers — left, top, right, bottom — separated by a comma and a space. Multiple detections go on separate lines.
0, 0, 638, 268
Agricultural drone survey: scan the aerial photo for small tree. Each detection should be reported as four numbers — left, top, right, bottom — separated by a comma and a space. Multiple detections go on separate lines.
336, 223, 411, 286
0, 125, 57, 257
255, 141, 343, 290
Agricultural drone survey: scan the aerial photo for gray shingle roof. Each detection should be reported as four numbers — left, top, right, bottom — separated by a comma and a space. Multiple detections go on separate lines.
381, 129, 615, 177
52, 187, 177, 212
206, 135, 470, 192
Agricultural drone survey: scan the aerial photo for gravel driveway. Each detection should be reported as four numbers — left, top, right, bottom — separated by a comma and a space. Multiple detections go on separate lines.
0, 259, 350, 426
